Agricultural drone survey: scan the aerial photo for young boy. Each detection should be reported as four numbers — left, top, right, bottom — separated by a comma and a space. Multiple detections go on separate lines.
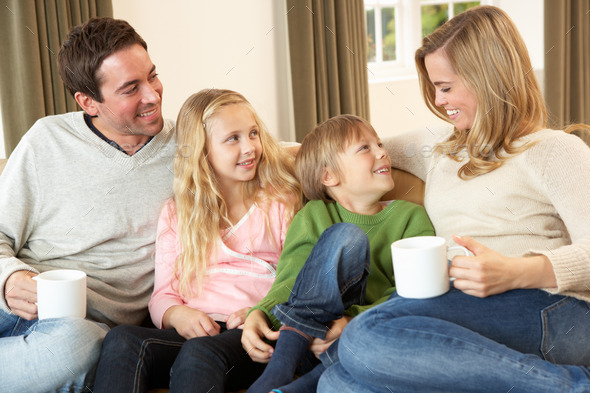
242, 115, 434, 393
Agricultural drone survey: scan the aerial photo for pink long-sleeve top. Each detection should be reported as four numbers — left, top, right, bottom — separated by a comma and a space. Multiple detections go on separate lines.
149, 198, 290, 328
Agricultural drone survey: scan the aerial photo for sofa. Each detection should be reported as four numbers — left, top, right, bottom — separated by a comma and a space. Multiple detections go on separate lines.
0, 155, 423, 393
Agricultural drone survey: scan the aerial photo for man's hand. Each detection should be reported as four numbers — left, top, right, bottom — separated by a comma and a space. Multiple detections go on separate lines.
5, 270, 38, 320
241, 309, 280, 363
163, 305, 221, 340
310, 315, 352, 358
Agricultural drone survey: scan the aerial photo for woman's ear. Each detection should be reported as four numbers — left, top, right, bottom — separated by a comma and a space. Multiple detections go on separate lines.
74, 92, 99, 116
321, 167, 340, 187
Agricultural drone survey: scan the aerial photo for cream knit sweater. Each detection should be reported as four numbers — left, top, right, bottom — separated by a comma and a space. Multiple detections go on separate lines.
385, 127, 590, 303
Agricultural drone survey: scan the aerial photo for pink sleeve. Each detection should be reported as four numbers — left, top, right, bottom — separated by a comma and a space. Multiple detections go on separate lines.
148, 200, 184, 329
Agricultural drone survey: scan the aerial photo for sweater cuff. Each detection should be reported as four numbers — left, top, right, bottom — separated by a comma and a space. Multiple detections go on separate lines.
0, 257, 39, 314
535, 245, 590, 293
148, 297, 184, 329
249, 304, 281, 330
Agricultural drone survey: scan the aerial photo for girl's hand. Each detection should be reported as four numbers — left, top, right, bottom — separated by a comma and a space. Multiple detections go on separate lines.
241, 309, 280, 363
450, 235, 557, 298
163, 305, 220, 340
226, 307, 250, 330
310, 315, 351, 358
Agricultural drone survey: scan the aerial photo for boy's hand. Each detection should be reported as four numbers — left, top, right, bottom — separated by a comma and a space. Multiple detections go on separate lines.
163, 305, 220, 340
241, 309, 280, 363
310, 315, 352, 358
226, 307, 250, 330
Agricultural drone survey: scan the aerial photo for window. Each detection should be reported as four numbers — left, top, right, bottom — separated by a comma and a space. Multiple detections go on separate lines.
366, 0, 489, 81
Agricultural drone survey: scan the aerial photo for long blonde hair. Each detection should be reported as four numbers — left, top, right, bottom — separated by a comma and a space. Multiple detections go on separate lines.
415, 5, 547, 179
172, 89, 302, 297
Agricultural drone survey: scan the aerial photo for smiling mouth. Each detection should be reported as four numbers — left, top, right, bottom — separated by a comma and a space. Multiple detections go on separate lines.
374, 167, 390, 174
237, 159, 255, 166
137, 108, 157, 118
447, 109, 460, 116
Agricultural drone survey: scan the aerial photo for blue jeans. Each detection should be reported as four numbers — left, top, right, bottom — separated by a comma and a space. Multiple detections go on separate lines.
271, 222, 370, 359
318, 288, 590, 392
94, 324, 266, 393
0, 311, 108, 393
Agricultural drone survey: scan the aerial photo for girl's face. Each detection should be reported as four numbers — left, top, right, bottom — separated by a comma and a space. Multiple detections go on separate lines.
424, 49, 478, 131
206, 103, 262, 193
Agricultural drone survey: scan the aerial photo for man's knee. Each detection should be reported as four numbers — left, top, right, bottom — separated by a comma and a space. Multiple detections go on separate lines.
29, 318, 107, 390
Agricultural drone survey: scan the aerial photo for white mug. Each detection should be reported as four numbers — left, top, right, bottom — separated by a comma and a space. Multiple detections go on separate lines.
33, 269, 87, 320
391, 236, 470, 299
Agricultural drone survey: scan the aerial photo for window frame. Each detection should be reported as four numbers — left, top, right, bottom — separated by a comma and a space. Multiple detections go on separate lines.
366, 0, 493, 83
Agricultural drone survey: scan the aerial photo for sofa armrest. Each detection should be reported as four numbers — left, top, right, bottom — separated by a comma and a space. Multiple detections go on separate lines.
381, 168, 425, 206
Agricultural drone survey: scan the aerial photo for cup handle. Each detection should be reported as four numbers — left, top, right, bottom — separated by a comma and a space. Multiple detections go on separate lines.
447, 246, 471, 282
448, 245, 471, 256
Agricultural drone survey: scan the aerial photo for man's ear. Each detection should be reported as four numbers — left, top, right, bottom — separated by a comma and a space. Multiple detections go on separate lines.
321, 167, 340, 187
74, 92, 99, 116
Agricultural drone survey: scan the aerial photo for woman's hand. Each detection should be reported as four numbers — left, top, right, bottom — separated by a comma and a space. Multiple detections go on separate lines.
226, 307, 250, 330
241, 309, 280, 363
310, 315, 352, 358
163, 305, 220, 340
450, 235, 557, 298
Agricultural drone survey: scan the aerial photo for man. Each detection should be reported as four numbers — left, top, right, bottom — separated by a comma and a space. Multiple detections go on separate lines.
0, 17, 176, 392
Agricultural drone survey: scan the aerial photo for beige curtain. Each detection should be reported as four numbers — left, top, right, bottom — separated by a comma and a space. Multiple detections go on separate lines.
544, 0, 590, 128
286, 0, 370, 141
0, 0, 113, 156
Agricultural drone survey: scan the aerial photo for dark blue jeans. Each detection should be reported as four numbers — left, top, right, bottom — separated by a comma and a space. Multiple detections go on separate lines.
271, 222, 371, 363
94, 323, 265, 393
318, 288, 590, 392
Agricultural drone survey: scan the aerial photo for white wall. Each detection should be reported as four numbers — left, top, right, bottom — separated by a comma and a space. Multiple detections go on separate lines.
0, 1, 545, 159
369, 0, 545, 138
113, 0, 295, 142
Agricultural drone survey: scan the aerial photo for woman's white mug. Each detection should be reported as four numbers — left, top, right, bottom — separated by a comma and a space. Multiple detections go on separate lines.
33, 269, 87, 320
391, 236, 470, 299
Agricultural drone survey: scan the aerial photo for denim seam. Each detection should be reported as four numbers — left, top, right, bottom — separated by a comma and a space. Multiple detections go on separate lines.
273, 307, 327, 338
339, 270, 367, 296
540, 297, 575, 362
133, 338, 184, 393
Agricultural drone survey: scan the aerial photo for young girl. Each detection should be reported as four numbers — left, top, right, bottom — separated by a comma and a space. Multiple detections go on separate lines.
93, 88, 302, 393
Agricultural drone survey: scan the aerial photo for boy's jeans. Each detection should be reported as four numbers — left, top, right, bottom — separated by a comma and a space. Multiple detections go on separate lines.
0, 311, 108, 393
318, 288, 590, 392
271, 222, 371, 363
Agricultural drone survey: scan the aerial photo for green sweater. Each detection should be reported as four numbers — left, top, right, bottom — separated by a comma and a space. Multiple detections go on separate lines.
252, 199, 434, 328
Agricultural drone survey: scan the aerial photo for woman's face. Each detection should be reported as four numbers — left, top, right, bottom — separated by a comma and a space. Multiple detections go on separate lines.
424, 49, 478, 131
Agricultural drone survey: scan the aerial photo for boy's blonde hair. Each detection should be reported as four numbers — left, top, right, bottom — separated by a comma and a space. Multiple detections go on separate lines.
415, 5, 546, 179
172, 89, 302, 297
296, 114, 377, 202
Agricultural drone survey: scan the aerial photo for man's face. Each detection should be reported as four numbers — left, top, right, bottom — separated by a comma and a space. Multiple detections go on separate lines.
88, 44, 164, 142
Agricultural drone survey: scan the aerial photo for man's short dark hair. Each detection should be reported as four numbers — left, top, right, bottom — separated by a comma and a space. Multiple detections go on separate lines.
57, 17, 147, 102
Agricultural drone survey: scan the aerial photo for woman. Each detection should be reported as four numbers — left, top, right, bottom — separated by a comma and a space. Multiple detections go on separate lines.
318, 6, 590, 392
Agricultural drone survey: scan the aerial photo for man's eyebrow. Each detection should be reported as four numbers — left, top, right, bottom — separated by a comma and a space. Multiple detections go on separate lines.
115, 65, 157, 94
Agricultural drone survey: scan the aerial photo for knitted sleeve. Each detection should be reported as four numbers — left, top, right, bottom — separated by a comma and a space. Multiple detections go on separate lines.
383, 126, 452, 181
0, 139, 41, 313
531, 135, 590, 296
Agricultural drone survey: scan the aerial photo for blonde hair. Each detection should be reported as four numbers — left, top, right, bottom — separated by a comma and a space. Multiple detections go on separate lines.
172, 89, 302, 297
296, 115, 377, 202
415, 5, 547, 179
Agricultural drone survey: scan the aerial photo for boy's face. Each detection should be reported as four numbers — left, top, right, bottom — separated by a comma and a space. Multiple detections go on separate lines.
332, 127, 394, 204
